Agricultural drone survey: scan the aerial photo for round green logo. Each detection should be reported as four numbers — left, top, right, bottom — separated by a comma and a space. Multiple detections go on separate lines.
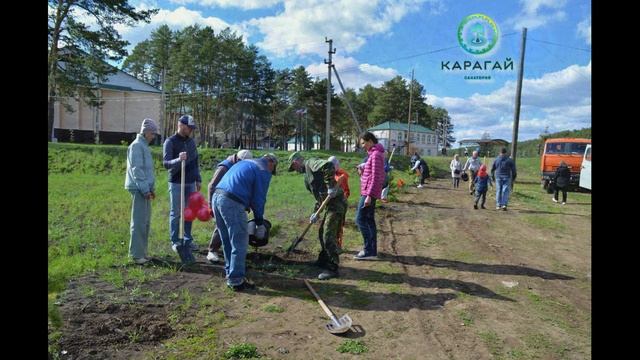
457, 14, 499, 55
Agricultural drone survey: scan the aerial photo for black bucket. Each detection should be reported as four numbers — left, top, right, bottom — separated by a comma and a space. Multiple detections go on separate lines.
248, 219, 272, 247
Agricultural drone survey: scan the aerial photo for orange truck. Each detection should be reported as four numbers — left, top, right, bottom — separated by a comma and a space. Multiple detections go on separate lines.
540, 138, 591, 193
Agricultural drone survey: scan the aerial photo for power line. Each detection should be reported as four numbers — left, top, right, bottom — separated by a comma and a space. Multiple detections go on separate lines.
528, 38, 591, 53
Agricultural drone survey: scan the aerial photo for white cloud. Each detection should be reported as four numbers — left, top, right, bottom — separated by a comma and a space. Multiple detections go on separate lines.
113, 6, 251, 50
305, 55, 399, 90
169, 0, 281, 10
245, 0, 443, 58
428, 61, 591, 142
577, 16, 591, 45
506, 0, 567, 31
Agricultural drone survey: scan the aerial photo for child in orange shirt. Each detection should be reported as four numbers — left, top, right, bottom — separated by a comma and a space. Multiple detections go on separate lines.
329, 156, 349, 250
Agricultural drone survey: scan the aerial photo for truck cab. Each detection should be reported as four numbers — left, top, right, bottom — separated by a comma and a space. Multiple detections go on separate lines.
540, 138, 591, 193
579, 144, 591, 190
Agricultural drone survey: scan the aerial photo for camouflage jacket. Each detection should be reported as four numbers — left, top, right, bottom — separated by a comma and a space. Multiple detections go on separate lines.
303, 158, 343, 203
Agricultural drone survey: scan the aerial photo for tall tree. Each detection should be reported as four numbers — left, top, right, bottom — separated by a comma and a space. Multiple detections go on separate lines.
356, 84, 378, 129
434, 108, 455, 152
370, 76, 410, 123
48, 0, 157, 141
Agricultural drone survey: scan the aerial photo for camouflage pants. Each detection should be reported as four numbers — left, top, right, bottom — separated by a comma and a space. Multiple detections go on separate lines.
317, 197, 347, 272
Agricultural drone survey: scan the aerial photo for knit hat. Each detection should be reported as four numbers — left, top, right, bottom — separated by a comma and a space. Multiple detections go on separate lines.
140, 118, 159, 134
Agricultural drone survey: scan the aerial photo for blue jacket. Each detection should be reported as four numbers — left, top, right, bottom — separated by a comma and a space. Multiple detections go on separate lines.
474, 174, 492, 192
125, 134, 155, 194
162, 134, 202, 184
491, 155, 517, 180
215, 158, 272, 225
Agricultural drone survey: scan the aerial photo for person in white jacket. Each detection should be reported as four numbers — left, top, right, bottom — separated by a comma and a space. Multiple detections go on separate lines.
450, 154, 462, 188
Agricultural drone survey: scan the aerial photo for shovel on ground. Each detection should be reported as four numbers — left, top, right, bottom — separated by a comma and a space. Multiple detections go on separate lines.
286, 195, 332, 255
176, 159, 195, 265
304, 279, 352, 334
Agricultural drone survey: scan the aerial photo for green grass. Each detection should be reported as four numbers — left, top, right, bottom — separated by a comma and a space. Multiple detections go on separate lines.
457, 310, 474, 326
478, 330, 504, 358
336, 339, 368, 354
522, 215, 567, 231
223, 343, 261, 359
262, 304, 285, 313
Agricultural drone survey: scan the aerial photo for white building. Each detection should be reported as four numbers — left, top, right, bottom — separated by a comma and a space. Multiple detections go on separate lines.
368, 121, 438, 156
287, 135, 321, 151
53, 66, 162, 144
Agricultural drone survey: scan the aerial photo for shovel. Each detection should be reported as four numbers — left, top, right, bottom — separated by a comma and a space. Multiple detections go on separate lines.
381, 145, 396, 200
304, 279, 352, 334
176, 159, 195, 265
286, 195, 332, 254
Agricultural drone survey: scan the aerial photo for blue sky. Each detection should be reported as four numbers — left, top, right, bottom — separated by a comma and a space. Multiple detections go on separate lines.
107, 0, 591, 144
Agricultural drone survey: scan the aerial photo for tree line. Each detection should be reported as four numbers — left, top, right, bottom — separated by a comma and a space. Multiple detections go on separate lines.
48, 0, 455, 150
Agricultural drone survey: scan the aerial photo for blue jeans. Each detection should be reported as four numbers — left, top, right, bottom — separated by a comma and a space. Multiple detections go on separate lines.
129, 190, 151, 259
355, 195, 377, 256
169, 182, 195, 246
212, 192, 249, 286
495, 177, 511, 207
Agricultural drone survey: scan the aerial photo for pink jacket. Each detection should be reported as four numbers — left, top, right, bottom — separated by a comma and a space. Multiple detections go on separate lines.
360, 143, 386, 199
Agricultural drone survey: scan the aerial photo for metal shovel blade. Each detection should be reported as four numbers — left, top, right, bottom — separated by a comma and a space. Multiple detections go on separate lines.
326, 314, 352, 334
176, 243, 194, 265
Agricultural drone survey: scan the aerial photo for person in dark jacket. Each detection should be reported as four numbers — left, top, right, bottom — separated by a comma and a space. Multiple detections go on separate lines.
553, 161, 570, 205
163, 115, 202, 256
490, 147, 517, 211
411, 158, 430, 188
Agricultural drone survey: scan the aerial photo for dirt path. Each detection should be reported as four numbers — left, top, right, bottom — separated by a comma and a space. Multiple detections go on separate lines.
55, 178, 591, 359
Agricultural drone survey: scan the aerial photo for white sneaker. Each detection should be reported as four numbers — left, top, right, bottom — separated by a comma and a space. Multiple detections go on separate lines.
354, 250, 365, 258
172, 243, 179, 253
206, 251, 220, 263
552, 197, 558, 203
417, 184, 424, 188
496, 206, 501, 210
354, 254, 379, 261
562, 202, 566, 205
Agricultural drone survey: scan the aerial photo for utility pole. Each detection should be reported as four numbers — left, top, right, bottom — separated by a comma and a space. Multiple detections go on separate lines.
511, 27, 527, 165
160, 67, 166, 144
332, 65, 362, 134
324, 38, 335, 150
442, 116, 447, 156
406, 69, 414, 155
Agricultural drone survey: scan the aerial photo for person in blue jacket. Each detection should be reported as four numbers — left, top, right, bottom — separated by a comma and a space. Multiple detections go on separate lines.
490, 147, 517, 211
212, 153, 278, 291
163, 115, 202, 255
205, 149, 253, 263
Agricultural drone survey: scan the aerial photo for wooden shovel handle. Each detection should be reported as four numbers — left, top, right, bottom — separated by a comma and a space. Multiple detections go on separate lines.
304, 279, 335, 319
179, 159, 185, 241
300, 194, 331, 236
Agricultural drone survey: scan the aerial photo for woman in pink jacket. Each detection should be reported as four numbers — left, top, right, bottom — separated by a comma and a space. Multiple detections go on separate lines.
354, 132, 386, 260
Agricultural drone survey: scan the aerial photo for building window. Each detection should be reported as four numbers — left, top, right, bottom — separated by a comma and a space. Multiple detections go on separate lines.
397, 131, 403, 141
421, 134, 426, 144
